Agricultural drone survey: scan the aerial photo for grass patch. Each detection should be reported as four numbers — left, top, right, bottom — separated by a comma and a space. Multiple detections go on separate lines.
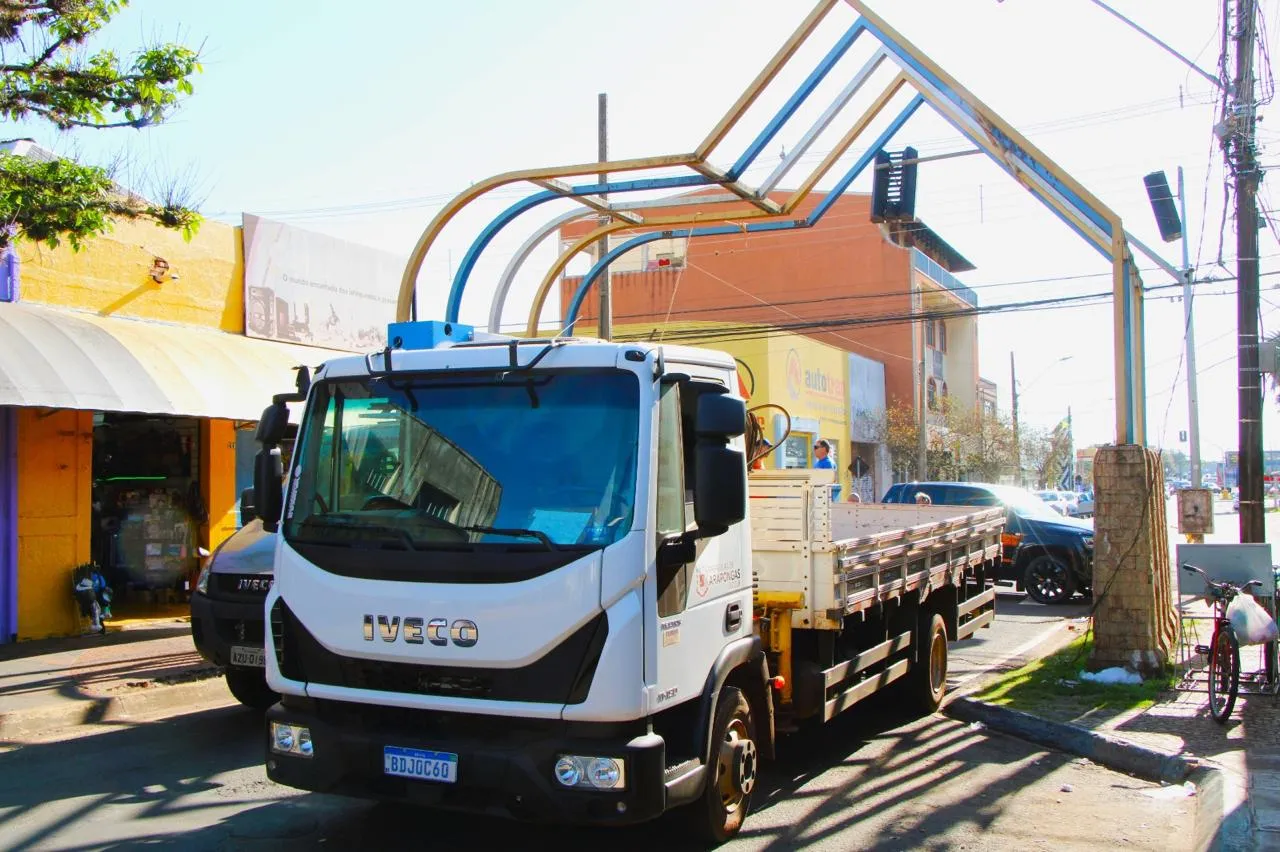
973, 633, 1178, 725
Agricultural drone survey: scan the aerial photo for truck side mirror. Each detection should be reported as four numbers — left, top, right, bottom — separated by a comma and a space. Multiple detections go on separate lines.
254, 448, 284, 533
692, 391, 747, 535
256, 401, 290, 447
239, 487, 258, 527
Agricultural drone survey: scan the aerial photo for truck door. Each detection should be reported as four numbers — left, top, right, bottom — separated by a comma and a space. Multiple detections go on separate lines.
650, 379, 751, 713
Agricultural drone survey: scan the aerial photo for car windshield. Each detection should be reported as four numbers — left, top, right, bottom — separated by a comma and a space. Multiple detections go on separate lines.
991, 486, 1069, 520
284, 370, 640, 551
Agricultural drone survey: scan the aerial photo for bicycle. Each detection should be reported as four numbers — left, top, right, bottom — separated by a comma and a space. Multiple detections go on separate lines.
1181, 562, 1266, 723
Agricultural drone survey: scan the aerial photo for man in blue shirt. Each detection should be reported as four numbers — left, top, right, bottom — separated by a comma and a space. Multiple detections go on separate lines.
813, 439, 841, 501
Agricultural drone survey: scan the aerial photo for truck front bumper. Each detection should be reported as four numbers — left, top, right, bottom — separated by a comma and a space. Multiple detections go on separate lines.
265, 697, 670, 825
190, 591, 266, 669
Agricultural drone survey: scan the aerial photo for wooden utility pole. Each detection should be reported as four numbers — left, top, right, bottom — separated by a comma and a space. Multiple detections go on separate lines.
1232, 0, 1264, 542
596, 93, 613, 341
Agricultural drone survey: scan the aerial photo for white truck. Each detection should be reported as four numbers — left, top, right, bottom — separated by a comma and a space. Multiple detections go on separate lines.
253, 323, 1002, 844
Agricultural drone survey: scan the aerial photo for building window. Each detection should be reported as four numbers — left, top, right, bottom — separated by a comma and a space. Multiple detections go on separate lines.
927, 378, 938, 411
941, 381, 949, 401
925, 320, 935, 348
937, 321, 947, 353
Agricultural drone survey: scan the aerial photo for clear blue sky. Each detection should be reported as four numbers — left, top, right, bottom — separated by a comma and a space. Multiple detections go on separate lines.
12, 0, 1280, 460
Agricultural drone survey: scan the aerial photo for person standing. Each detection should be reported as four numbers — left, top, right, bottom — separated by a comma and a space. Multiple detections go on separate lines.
813, 439, 841, 502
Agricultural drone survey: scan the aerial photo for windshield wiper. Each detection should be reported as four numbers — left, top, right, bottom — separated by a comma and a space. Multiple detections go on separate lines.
297, 516, 420, 551
461, 525, 560, 551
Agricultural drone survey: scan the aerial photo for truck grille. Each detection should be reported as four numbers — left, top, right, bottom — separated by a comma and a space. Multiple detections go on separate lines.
272, 600, 607, 704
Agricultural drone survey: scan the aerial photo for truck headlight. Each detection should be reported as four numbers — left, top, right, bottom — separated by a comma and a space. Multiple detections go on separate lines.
553, 755, 625, 790
271, 722, 313, 758
1083, 536, 1094, 550
195, 564, 211, 595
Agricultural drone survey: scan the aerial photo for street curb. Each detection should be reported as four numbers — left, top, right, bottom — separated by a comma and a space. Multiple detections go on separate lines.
0, 671, 230, 741
944, 697, 1244, 851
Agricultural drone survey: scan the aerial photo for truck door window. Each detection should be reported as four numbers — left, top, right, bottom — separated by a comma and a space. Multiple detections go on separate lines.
657, 381, 689, 617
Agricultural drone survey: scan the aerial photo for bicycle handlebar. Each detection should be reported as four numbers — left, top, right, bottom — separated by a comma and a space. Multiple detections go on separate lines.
1181, 562, 1265, 596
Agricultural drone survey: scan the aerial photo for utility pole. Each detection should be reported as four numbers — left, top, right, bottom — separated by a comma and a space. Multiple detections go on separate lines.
596, 93, 612, 341
1231, 0, 1264, 542
1177, 167, 1203, 489
1011, 352, 1020, 488
916, 359, 930, 480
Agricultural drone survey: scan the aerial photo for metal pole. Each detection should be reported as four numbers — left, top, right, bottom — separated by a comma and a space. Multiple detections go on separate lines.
1177, 167, 1202, 489
596, 93, 612, 341
917, 359, 928, 480
1011, 352, 1020, 488
1234, 0, 1264, 542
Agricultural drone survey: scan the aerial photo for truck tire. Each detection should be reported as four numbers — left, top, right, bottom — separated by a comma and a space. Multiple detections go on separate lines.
687, 686, 757, 845
907, 612, 948, 715
1023, 554, 1077, 605
225, 667, 279, 710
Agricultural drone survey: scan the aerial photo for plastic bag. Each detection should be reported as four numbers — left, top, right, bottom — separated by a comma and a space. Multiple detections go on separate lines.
1227, 593, 1279, 646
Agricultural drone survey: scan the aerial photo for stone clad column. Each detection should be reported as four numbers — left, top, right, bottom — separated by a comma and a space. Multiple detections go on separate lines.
1090, 445, 1178, 674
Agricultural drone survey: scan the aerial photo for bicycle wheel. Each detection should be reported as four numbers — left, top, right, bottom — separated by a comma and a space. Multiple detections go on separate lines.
1208, 624, 1241, 724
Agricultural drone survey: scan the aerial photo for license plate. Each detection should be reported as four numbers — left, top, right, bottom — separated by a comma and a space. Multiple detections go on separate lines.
383, 746, 458, 784
229, 645, 265, 668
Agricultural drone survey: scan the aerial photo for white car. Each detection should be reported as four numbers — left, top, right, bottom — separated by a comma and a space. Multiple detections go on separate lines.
1034, 489, 1074, 516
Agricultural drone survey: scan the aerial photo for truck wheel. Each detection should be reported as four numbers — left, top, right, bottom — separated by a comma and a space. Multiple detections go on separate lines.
688, 686, 757, 845
907, 613, 948, 715
225, 668, 279, 710
1023, 555, 1076, 605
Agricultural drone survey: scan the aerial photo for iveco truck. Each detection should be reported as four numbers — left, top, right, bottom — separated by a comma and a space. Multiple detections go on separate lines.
251, 321, 1002, 844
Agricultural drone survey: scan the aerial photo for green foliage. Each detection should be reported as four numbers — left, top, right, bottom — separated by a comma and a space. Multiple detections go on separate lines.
975, 633, 1176, 722
0, 1, 202, 249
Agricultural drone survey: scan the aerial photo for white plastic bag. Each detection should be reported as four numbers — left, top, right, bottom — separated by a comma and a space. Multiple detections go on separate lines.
1227, 593, 1279, 646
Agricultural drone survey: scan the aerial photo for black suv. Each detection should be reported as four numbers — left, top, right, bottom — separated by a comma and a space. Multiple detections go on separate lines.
882, 481, 1094, 605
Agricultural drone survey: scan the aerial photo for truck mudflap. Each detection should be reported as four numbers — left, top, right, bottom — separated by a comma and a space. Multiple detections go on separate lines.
265, 697, 670, 825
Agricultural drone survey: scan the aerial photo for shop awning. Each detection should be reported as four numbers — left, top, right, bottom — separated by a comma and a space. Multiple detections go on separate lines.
0, 301, 354, 422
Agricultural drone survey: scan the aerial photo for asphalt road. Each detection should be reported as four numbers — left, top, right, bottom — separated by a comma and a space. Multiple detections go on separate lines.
0, 589, 1188, 852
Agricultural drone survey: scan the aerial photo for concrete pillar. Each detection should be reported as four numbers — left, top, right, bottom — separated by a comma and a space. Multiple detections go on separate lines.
1090, 445, 1178, 675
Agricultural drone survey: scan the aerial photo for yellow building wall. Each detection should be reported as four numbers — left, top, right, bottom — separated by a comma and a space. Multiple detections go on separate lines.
13, 218, 247, 635
16, 218, 244, 332
16, 409, 93, 639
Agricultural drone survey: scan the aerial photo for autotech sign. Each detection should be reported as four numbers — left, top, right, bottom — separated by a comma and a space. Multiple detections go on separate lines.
785, 348, 845, 403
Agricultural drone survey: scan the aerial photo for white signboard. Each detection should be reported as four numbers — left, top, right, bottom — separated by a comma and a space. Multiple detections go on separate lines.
242, 214, 404, 352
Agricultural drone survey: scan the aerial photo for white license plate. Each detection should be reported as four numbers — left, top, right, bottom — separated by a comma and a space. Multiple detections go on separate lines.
383, 746, 458, 784
229, 645, 265, 668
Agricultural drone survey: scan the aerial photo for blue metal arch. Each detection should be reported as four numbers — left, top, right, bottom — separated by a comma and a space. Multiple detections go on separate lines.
444, 19, 869, 323
564, 95, 926, 333
857, 18, 1113, 241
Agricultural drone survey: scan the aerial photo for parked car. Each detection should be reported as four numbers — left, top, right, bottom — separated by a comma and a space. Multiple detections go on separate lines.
1071, 490, 1095, 518
190, 488, 278, 709
883, 481, 1095, 605
1033, 489, 1073, 516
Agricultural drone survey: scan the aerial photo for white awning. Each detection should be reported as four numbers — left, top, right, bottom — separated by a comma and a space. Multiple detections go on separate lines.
0, 301, 354, 421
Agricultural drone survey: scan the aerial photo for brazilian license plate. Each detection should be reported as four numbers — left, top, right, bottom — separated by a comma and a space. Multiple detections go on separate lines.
383, 746, 458, 784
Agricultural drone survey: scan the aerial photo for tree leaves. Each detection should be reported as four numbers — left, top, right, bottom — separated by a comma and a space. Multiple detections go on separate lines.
0, 0, 202, 249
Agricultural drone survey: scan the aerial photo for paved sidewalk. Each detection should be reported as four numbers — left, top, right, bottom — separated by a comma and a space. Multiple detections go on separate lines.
0, 622, 225, 740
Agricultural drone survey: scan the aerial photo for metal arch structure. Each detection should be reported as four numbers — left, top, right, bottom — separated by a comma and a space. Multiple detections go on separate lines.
395, 0, 1159, 445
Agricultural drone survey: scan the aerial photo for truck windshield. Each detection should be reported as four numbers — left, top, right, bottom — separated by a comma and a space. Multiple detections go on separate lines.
284, 371, 640, 551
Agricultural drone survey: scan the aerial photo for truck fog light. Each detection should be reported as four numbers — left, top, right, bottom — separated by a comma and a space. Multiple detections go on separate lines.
554, 756, 582, 787
554, 755, 626, 790
270, 722, 313, 758
587, 757, 622, 789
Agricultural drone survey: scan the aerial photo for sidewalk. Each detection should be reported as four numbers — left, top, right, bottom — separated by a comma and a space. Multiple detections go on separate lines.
0, 620, 228, 741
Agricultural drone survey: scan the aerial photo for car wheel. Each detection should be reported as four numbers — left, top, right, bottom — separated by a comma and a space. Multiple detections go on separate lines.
1023, 555, 1077, 605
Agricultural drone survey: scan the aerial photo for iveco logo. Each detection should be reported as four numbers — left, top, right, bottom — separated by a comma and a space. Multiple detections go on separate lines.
237, 577, 273, 592
362, 615, 479, 647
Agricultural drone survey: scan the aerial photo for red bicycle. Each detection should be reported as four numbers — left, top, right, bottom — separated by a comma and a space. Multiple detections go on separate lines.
1182, 562, 1265, 723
